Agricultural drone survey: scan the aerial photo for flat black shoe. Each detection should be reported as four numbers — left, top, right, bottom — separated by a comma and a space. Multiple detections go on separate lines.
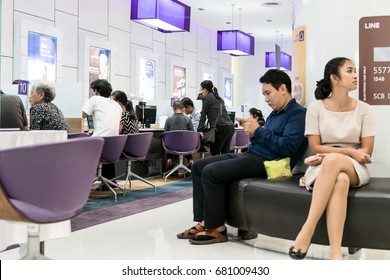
289, 246, 307, 260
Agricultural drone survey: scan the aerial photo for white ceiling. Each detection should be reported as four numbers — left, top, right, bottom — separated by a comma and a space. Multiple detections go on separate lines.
180, 0, 293, 43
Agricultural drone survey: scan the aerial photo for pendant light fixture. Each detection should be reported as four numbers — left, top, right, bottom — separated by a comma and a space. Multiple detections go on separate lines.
265, 33, 292, 70
217, 5, 254, 56
131, 0, 191, 33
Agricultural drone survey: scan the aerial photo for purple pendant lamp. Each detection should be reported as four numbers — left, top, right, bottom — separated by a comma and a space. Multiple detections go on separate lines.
217, 6, 254, 56
266, 43, 292, 71
217, 30, 255, 56
131, 0, 191, 33
265, 52, 292, 71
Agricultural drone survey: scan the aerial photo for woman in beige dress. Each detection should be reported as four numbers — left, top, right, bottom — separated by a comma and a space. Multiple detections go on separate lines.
289, 57, 375, 260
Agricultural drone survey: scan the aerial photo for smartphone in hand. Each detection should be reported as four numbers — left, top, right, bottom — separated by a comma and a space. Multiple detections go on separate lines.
304, 155, 319, 164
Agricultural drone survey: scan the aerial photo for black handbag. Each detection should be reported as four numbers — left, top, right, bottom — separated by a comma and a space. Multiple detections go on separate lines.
201, 127, 216, 144
201, 103, 222, 144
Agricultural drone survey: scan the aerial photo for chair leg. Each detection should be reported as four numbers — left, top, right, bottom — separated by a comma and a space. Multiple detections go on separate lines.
125, 160, 132, 190
163, 155, 191, 181
94, 176, 118, 201
100, 177, 119, 201
163, 164, 181, 181
177, 155, 191, 177
93, 164, 125, 201
128, 172, 156, 191
21, 224, 49, 260
126, 161, 156, 191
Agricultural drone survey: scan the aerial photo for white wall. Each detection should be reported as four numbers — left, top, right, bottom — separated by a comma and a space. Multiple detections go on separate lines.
0, 0, 231, 109
232, 40, 293, 119
295, 0, 390, 177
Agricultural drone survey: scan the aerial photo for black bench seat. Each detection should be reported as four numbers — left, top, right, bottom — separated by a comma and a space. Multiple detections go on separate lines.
226, 176, 390, 250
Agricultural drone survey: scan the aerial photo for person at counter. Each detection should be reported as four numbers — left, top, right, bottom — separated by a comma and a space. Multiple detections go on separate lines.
0, 90, 28, 130
82, 79, 122, 137
249, 107, 266, 127
112, 90, 139, 134
181, 97, 201, 131
29, 81, 69, 131
82, 79, 122, 182
164, 100, 195, 170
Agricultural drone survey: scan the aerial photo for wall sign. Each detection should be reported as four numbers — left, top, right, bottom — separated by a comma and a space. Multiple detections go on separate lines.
173, 65, 186, 99
292, 26, 306, 106
359, 16, 390, 105
27, 31, 57, 83
17, 80, 29, 96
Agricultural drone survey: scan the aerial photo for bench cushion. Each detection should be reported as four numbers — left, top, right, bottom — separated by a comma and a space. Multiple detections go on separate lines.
226, 177, 390, 250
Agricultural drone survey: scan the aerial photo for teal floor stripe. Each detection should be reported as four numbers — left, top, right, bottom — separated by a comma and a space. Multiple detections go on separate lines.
83, 179, 192, 212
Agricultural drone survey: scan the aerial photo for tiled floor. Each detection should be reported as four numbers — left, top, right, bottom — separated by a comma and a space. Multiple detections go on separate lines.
1, 196, 390, 260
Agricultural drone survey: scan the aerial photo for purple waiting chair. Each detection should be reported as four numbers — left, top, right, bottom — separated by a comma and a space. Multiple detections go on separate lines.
161, 130, 201, 181
112, 132, 156, 191
0, 137, 104, 259
93, 134, 128, 201
229, 131, 237, 152
234, 129, 250, 152
122, 132, 156, 190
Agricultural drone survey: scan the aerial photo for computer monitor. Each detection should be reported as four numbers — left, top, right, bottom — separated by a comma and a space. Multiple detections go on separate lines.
227, 111, 236, 125
136, 104, 157, 128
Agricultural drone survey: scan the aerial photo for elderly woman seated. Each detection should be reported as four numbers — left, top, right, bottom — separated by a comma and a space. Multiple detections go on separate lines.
29, 80, 69, 131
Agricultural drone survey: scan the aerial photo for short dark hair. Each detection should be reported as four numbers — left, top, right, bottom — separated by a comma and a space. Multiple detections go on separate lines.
90, 79, 112, 98
259, 69, 292, 94
181, 97, 194, 108
173, 100, 184, 110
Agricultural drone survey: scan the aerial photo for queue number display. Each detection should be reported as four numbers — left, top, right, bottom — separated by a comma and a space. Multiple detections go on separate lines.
359, 16, 390, 105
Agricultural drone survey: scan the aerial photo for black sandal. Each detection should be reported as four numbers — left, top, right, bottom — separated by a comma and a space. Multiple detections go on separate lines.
189, 228, 228, 245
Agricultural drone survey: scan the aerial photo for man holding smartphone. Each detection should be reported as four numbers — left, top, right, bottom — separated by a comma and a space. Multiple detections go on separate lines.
177, 69, 308, 245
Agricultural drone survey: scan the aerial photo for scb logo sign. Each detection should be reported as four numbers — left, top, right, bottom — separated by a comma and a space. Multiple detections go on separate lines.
299, 30, 305, 42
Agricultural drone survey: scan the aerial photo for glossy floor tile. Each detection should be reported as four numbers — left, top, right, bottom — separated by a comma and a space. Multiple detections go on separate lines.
1, 198, 390, 260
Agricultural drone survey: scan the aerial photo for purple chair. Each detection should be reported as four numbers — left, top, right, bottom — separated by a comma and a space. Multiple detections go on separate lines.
161, 130, 201, 181
229, 131, 237, 152
112, 132, 156, 191
234, 129, 250, 152
0, 137, 104, 259
93, 134, 128, 201
67, 132, 89, 139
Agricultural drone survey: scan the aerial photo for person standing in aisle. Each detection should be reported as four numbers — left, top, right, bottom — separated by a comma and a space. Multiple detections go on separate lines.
197, 80, 234, 155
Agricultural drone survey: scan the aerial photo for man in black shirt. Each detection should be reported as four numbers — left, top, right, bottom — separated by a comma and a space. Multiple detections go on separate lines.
0, 90, 28, 130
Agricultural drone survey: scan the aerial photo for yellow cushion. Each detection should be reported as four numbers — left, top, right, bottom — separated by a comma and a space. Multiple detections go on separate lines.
264, 157, 292, 179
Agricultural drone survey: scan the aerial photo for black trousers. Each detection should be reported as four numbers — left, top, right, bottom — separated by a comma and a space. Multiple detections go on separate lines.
209, 124, 235, 155
192, 152, 267, 229
102, 163, 116, 180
